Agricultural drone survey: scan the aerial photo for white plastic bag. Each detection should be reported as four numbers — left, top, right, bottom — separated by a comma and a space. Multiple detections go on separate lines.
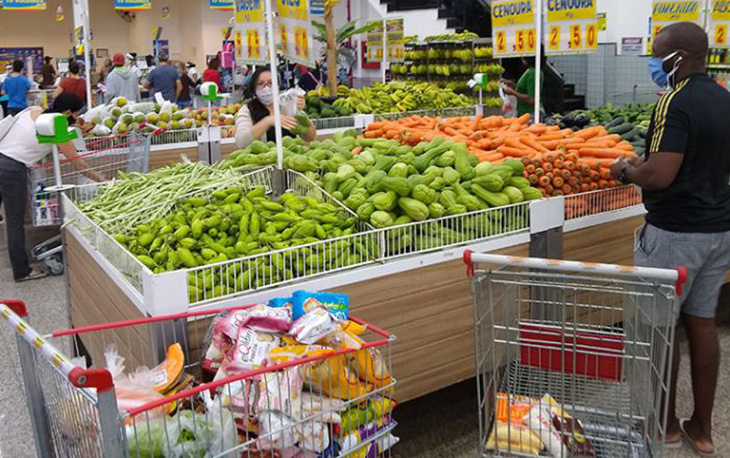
104, 345, 166, 417
280, 87, 306, 117
499, 83, 518, 118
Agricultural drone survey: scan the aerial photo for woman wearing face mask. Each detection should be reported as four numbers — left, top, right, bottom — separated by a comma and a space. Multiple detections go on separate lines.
234, 66, 316, 148
0, 93, 104, 282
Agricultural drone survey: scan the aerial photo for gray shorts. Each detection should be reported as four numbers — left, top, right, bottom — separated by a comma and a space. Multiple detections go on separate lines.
634, 223, 730, 321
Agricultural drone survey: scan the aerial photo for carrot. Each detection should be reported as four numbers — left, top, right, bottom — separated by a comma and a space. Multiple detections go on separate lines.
580, 183, 590, 193
364, 129, 383, 138
562, 184, 574, 195
588, 134, 621, 145
367, 121, 385, 131
520, 135, 551, 153
615, 141, 634, 151
525, 124, 548, 134
578, 157, 615, 169
517, 113, 532, 124
351, 146, 363, 155
525, 164, 536, 174
505, 137, 530, 150
538, 176, 551, 187
507, 122, 523, 132
535, 133, 566, 142
497, 146, 533, 157
574, 126, 602, 140
577, 147, 627, 159
553, 176, 564, 188
482, 152, 505, 162
599, 167, 612, 179
589, 182, 599, 191
528, 174, 539, 185
553, 158, 564, 169
544, 184, 555, 195
598, 179, 609, 189
563, 160, 576, 171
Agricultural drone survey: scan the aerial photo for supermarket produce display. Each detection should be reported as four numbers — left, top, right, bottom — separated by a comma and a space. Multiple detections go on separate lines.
552, 103, 654, 156
308, 82, 474, 114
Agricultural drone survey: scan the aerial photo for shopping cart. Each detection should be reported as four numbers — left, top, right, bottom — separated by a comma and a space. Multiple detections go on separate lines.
0, 300, 397, 458
28, 131, 151, 275
463, 251, 687, 458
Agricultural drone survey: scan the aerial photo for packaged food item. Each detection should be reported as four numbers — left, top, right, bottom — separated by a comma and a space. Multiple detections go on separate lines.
525, 394, 596, 458
289, 307, 338, 344
369, 396, 397, 419
300, 392, 346, 424
150, 343, 184, 393
321, 321, 365, 351
297, 420, 331, 453
257, 367, 304, 416
337, 418, 398, 456
218, 375, 258, 415
292, 290, 349, 321
224, 327, 281, 372
339, 397, 396, 434
104, 346, 167, 422
347, 347, 392, 387
257, 410, 299, 449
203, 330, 232, 373
216, 305, 291, 338
306, 355, 373, 400
269, 296, 293, 308
486, 423, 543, 456
496, 392, 538, 426
269, 345, 335, 364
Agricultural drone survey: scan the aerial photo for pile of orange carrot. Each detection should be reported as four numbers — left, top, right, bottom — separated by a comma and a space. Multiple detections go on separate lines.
363, 114, 636, 172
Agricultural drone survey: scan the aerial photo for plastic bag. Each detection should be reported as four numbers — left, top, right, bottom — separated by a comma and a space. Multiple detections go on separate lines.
499, 83, 518, 118
292, 290, 349, 321
280, 87, 306, 117
83, 104, 112, 125
104, 346, 167, 421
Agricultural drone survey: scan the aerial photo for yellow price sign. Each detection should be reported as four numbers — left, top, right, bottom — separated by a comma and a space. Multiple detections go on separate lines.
294, 27, 309, 60
496, 30, 507, 53
247, 29, 262, 58
570, 24, 582, 49
548, 26, 560, 50
235, 30, 243, 58
280, 25, 289, 52
716, 24, 728, 45
586, 23, 597, 48
515, 29, 526, 51
526, 28, 536, 51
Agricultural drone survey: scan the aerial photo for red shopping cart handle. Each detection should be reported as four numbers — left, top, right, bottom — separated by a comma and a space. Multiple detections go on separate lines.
463, 249, 475, 277
68, 367, 114, 392
0, 299, 27, 317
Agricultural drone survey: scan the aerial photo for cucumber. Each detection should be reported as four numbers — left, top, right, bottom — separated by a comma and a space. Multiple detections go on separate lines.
608, 122, 634, 135
621, 127, 641, 141
606, 116, 625, 128
634, 146, 646, 156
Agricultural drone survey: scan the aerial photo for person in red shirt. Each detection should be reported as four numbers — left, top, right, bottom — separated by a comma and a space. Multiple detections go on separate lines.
53, 60, 87, 105
203, 57, 222, 88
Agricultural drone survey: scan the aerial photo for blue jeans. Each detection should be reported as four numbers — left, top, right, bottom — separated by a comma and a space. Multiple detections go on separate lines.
177, 99, 193, 108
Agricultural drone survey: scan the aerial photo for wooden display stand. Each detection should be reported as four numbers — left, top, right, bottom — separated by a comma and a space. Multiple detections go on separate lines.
64, 210, 645, 402
147, 142, 240, 170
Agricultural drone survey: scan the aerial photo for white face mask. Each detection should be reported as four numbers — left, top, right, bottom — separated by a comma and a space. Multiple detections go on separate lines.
256, 86, 274, 106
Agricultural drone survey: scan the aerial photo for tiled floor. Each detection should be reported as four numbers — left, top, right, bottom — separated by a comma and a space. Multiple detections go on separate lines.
0, 226, 725, 457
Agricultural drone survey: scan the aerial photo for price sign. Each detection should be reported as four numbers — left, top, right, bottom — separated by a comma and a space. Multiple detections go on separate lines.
2, 0, 46, 9
651, 1, 702, 44
386, 18, 405, 63
545, 0, 598, 54
709, 0, 730, 48
491, 0, 536, 58
277, 0, 315, 66
366, 21, 384, 62
113, 0, 150, 9
235, 0, 267, 64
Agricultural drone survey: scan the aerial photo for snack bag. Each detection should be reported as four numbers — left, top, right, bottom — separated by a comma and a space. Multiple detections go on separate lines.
337, 418, 397, 455
216, 305, 291, 338
289, 306, 338, 344
300, 392, 346, 424
496, 392, 538, 426
486, 423, 543, 456
292, 290, 349, 321
218, 374, 258, 415
224, 326, 281, 372
297, 421, 331, 453
525, 394, 596, 458
257, 367, 304, 416
306, 354, 372, 400
321, 321, 365, 351
269, 345, 335, 364
269, 296, 293, 308
347, 346, 392, 388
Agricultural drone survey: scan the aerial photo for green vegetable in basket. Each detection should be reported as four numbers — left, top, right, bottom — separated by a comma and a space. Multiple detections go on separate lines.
398, 197, 429, 221
291, 111, 312, 137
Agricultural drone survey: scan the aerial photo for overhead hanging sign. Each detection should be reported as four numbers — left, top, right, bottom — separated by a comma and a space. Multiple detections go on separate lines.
234, 0, 267, 65
386, 18, 405, 62
2, 0, 46, 10
491, 0, 537, 58
310, 0, 324, 15
366, 21, 384, 62
709, 0, 730, 47
650, 1, 702, 42
277, 0, 315, 67
545, 0, 598, 55
210, 0, 234, 9
114, 0, 151, 10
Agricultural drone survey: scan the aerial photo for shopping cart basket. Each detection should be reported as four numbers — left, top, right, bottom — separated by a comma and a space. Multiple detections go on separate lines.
463, 251, 687, 458
0, 300, 397, 458
28, 131, 152, 274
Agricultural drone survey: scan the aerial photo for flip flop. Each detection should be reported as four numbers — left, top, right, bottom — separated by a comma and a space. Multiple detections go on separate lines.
665, 435, 683, 449
15, 268, 48, 283
680, 418, 717, 457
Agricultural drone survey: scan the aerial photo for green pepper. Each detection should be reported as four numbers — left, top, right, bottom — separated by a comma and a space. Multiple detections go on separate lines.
138, 233, 155, 247
174, 225, 191, 240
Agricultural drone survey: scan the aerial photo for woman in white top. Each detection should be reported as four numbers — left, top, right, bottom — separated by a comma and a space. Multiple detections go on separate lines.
234, 66, 316, 149
0, 93, 102, 282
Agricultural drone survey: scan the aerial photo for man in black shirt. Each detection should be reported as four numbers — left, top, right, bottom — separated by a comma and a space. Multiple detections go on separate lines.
611, 22, 729, 456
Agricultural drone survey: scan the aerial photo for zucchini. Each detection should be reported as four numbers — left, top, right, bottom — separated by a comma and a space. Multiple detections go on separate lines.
621, 127, 641, 141
606, 116, 625, 128
608, 122, 634, 135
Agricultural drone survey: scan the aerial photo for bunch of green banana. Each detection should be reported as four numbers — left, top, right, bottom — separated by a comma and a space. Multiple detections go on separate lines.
425, 30, 480, 42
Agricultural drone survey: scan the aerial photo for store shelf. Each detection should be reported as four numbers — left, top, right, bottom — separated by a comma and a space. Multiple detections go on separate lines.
707, 63, 730, 69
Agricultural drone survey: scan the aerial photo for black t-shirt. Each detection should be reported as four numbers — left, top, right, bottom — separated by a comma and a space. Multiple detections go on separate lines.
643, 73, 730, 233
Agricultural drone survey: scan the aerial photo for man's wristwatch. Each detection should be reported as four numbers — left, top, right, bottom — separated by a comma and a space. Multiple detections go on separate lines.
617, 165, 631, 184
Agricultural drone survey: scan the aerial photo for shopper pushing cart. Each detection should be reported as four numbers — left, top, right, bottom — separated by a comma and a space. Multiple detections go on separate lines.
0, 93, 104, 282
465, 251, 686, 457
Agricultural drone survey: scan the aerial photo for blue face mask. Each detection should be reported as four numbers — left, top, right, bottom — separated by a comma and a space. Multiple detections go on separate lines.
648, 51, 680, 88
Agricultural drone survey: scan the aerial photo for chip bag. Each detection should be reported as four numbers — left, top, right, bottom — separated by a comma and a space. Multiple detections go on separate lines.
306, 354, 372, 400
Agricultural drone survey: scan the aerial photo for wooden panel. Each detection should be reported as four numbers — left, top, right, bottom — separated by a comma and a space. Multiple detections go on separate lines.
563, 216, 643, 266
149, 147, 199, 169
335, 244, 529, 402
